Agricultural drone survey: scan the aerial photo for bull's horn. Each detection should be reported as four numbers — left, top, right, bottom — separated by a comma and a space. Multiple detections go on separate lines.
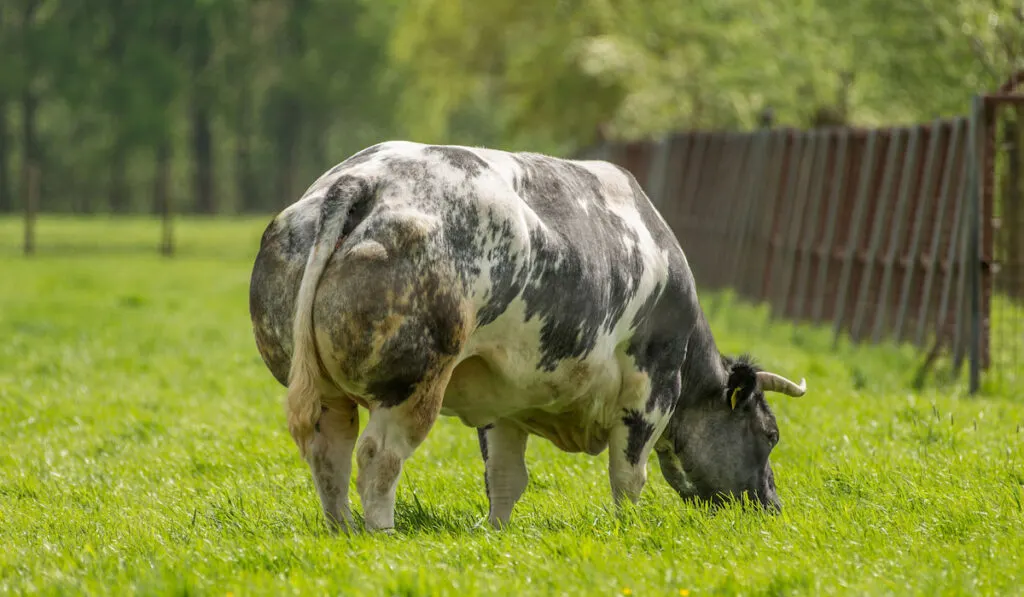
756, 372, 807, 397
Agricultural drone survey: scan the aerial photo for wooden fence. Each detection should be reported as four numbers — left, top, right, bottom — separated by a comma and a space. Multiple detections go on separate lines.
578, 80, 1024, 393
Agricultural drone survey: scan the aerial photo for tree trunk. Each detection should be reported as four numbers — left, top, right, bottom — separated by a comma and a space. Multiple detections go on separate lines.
153, 140, 173, 255
151, 138, 171, 214
19, 0, 40, 212
191, 102, 215, 214
273, 95, 302, 208
0, 99, 11, 212
235, 89, 260, 212
109, 138, 129, 213
21, 88, 38, 209
190, 14, 215, 215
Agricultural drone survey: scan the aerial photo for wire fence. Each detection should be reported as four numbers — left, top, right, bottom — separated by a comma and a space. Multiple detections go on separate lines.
578, 75, 1024, 394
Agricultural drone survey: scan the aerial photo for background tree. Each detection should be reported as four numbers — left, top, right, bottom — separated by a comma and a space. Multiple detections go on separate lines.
0, 0, 1018, 215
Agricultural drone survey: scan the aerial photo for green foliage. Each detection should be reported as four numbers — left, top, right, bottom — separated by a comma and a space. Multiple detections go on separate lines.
390, 0, 1024, 146
2, 217, 1023, 594
0, 0, 1021, 213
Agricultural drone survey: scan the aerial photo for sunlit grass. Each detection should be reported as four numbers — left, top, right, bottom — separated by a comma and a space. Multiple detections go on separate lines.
1, 216, 1022, 595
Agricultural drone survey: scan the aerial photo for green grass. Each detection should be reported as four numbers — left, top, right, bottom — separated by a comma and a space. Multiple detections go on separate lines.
1, 216, 1022, 596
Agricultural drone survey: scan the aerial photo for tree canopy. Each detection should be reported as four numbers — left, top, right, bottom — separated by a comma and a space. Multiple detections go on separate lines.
0, 0, 1020, 214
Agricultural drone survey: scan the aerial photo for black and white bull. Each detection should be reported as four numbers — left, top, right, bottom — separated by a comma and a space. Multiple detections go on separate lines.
248, 140, 807, 532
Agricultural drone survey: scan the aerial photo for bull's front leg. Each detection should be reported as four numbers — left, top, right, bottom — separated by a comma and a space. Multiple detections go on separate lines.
477, 420, 529, 528
607, 368, 677, 506
608, 409, 672, 505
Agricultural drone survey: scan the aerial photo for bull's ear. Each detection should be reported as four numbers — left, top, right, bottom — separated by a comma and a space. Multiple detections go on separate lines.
727, 379, 755, 410
725, 355, 759, 410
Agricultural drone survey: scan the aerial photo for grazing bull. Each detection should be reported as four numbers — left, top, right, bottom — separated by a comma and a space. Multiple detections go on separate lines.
249, 141, 807, 533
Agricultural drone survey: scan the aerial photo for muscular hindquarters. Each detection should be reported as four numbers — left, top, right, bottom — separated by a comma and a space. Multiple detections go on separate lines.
311, 237, 471, 407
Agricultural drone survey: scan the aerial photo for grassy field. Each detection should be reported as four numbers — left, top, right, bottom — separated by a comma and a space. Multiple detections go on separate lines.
1, 216, 1022, 596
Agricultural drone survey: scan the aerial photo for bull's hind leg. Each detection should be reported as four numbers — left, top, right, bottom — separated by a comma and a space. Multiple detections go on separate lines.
607, 366, 680, 506
477, 421, 529, 528
307, 399, 359, 532
355, 364, 455, 532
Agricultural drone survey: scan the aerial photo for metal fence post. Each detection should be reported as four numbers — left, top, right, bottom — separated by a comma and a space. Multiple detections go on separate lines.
969, 95, 984, 394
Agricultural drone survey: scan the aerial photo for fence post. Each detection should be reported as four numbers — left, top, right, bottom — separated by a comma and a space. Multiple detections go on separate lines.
968, 95, 984, 394
23, 164, 39, 256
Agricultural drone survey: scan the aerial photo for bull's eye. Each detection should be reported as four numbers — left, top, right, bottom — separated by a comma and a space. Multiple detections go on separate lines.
766, 430, 779, 445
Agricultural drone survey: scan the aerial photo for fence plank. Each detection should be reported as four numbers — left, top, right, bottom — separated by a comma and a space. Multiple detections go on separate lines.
689, 133, 723, 283
936, 128, 972, 358
720, 134, 754, 287
832, 131, 879, 348
730, 129, 771, 291
767, 132, 808, 314
812, 129, 850, 324
677, 133, 708, 232
895, 120, 944, 343
872, 126, 922, 343
661, 135, 690, 241
646, 135, 673, 210
793, 131, 831, 321
776, 131, 819, 318
851, 130, 905, 342
751, 131, 790, 301
916, 119, 965, 346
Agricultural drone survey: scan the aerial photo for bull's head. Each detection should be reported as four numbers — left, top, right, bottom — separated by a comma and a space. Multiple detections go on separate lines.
656, 355, 805, 513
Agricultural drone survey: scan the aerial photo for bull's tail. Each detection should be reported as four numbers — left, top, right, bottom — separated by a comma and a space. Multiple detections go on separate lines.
287, 175, 368, 459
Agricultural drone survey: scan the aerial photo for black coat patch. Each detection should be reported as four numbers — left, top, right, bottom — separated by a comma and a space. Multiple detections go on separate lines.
477, 427, 490, 461
622, 408, 655, 466
511, 154, 648, 371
